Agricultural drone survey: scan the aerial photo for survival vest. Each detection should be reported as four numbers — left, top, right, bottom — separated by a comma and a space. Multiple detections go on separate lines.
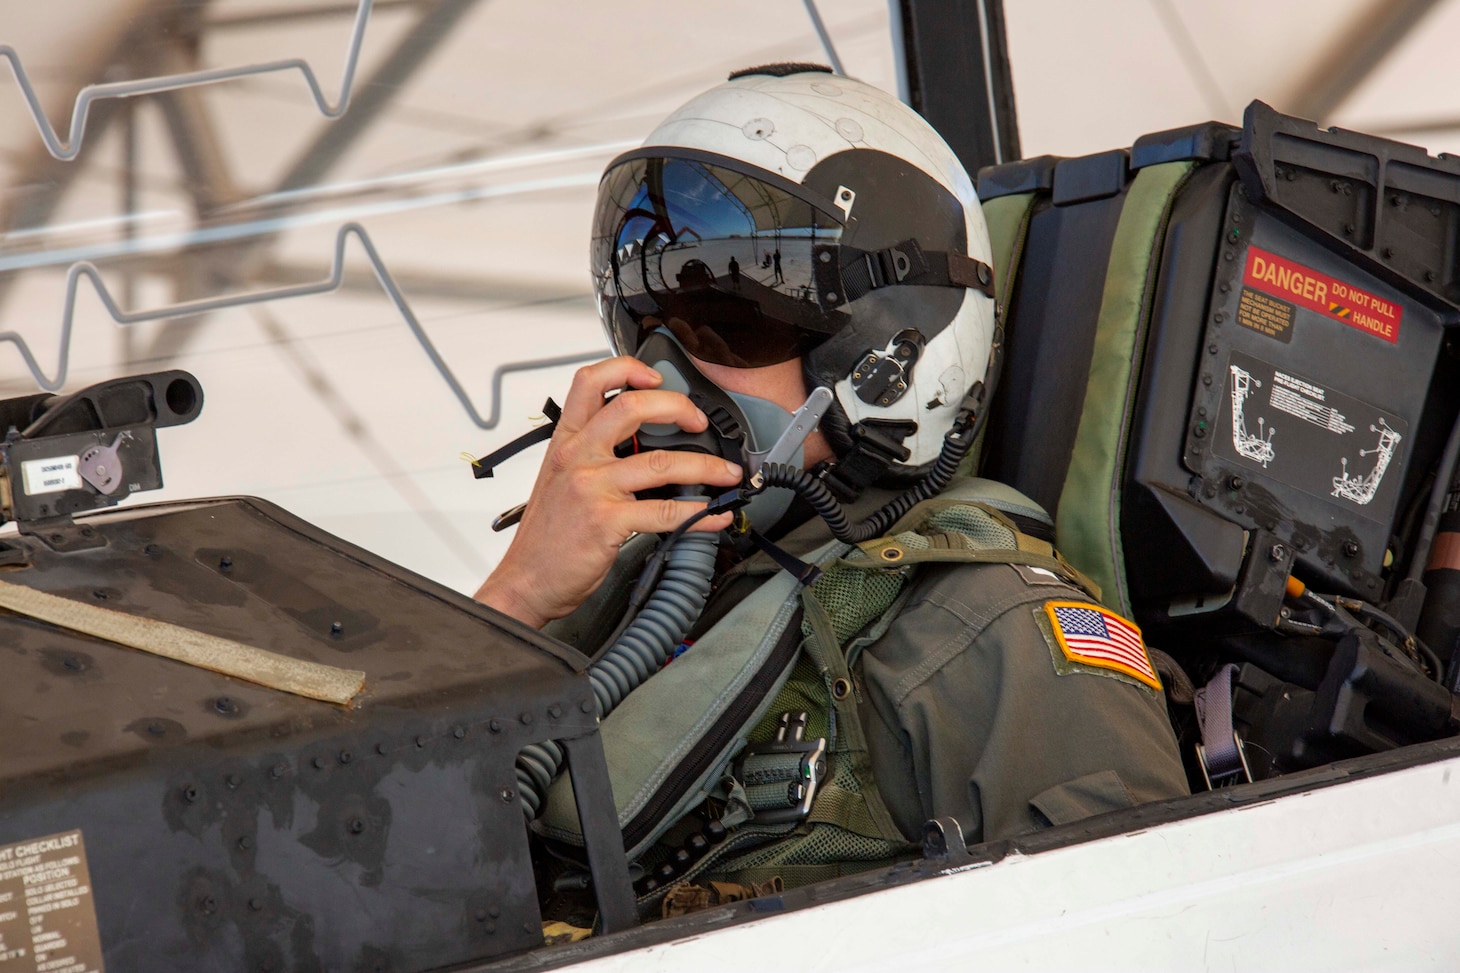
535, 477, 1101, 915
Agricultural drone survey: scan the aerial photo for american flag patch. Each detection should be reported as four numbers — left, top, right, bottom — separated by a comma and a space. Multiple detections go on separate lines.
1044, 601, 1161, 691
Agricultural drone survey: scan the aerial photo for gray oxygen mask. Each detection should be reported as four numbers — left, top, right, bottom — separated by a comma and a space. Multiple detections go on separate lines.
631, 329, 830, 532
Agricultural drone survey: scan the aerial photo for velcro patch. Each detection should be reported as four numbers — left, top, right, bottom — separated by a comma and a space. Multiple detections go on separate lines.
1043, 601, 1161, 691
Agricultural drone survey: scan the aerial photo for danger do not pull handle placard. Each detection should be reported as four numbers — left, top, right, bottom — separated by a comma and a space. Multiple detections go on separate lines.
1243, 245, 1402, 344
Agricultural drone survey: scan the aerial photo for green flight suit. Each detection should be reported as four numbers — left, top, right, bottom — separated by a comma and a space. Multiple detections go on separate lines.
546, 477, 1189, 862
697, 480, 1188, 847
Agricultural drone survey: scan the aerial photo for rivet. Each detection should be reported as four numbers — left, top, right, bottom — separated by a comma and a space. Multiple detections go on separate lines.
548, 704, 562, 719
1218, 282, 1230, 293
219, 556, 232, 571
1235, 503, 1246, 515
270, 763, 287, 779
415, 735, 427, 748
1197, 407, 1207, 418
475, 909, 489, 922
1202, 373, 1213, 386
198, 895, 217, 916
488, 719, 502, 733
338, 750, 352, 764
825, 292, 838, 302
1203, 485, 1217, 499
312, 756, 326, 770
1343, 223, 1355, 235
1425, 270, 1437, 282
500, 788, 516, 804
488, 905, 501, 918
182, 785, 199, 803
214, 697, 237, 715
453, 726, 466, 740
347, 817, 365, 835
579, 699, 594, 714
237, 835, 252, 850
1228, 476, 1244, 490
1213, 312, 1225, 323
1208, 343, 1219, 355
249, 898, 263, 912
1382, 247, 1394, 259
484, 922, 497, 935
330, 621, 343, 636
519, 712, 533, 726
226, 774, 241, 789
1343, 541, 1360, 558
143, 544, 159, 557
375, 742, 387, 755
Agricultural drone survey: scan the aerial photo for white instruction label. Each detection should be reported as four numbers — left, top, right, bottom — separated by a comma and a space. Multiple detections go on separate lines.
0, 829, 104, 972
19, 458, 80, 496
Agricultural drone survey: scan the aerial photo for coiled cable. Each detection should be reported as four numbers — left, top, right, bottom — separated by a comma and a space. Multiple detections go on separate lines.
758, 404, 976, 545
515, 528, 717, 820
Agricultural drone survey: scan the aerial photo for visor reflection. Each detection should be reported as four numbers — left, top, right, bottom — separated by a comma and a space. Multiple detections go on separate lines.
592, 155, 844, 367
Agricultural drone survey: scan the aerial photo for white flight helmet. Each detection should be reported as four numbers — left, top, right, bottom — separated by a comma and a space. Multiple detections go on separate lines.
591, 63, 996, 478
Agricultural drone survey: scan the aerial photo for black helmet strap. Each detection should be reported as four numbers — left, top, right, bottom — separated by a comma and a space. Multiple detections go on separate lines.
820, 418, 917, 503
840, 239, 994, 305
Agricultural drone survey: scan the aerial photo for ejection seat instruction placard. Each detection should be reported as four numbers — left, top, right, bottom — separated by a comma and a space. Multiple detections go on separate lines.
0, 830, 103, 973
1219, 350, 1406, 519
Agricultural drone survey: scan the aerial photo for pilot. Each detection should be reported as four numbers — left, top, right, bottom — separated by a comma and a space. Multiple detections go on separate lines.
476, 65, 1188, 906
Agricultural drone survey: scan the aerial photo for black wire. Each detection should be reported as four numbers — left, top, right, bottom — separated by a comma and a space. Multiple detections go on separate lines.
1407, 402, 1460, 583
1415, 637, 1445, 682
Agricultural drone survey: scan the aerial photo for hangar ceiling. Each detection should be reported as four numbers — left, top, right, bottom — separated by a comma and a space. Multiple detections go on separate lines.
0, 0, 1455, 593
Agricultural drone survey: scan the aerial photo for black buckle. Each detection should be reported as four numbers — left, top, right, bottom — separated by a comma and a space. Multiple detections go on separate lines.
733, 711, 828, 825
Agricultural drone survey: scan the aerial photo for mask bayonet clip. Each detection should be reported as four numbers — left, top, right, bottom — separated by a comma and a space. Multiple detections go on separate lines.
746, 387, 833, 476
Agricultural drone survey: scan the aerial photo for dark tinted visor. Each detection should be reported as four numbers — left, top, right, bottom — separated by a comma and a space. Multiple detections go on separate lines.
592, 151, 846, 367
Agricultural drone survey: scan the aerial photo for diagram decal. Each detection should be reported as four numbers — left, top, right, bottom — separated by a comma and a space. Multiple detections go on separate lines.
1229, 364, 1276, 467
1216, 351, 1406, 519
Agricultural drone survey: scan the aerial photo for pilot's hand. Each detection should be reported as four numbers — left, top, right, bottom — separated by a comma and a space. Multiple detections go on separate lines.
474, 357, 742, 629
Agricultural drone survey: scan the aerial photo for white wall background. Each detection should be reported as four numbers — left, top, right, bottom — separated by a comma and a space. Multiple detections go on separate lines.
0, 0, 1456, 596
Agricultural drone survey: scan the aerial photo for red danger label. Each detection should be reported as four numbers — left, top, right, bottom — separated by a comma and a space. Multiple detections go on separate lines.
1243, 246, 1401, 344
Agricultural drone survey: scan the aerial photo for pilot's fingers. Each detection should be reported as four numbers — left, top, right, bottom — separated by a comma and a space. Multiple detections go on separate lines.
573, 388, 709, 457
555, 357, 662, 435
608, 449, 742, 495
613, 498, 734, 537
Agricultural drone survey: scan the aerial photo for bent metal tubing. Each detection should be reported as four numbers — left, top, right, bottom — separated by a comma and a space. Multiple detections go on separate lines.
0, 221, 604, 429
0, 0, 374, 161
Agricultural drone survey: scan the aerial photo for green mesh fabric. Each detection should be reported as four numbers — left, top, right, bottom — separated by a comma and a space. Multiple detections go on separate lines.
713, 821, 907, 874
804, 560, 907, 645
749, 657, 829, 742
710, 752, 910, 881
926, 505, 1018, 549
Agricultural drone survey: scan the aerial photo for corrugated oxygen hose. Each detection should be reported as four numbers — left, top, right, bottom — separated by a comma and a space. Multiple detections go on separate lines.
514, 529, 718, 820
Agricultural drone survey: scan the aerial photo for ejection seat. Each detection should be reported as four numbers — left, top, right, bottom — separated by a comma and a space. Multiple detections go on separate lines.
974, 102, 1460, 786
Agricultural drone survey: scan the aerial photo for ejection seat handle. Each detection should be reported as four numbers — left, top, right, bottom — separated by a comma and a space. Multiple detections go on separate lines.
560, 733, 639, 932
